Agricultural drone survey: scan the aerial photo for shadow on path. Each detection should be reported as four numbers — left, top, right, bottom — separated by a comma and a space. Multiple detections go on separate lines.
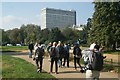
59, 71, 81, 74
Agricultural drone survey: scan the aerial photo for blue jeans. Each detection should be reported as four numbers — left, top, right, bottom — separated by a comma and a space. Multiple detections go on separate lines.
29, 51, 32, 58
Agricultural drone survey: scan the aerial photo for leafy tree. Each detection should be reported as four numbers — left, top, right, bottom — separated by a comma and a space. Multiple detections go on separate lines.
39, 28, 50, 43
61, 27, 83, 44
90, 2, 120, 50
0, 29, 10, 45
6, 28, 21, 45
49, 27, 65, 42
20, 24, 41, 44
62, 27, 74, 41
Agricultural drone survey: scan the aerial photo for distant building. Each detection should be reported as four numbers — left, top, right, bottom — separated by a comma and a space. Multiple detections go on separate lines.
40, 8, 76, 30
70, 24, 84, 31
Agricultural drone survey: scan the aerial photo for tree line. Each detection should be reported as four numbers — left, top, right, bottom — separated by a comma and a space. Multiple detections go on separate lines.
1, 24, 85, 46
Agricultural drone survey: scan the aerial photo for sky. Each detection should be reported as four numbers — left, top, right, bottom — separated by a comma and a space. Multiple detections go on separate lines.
1, 2, 94, 31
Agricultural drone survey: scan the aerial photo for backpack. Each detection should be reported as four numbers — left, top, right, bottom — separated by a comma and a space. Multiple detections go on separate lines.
64, 45, 69, 53
91, 51, 103, 71
59, 46, 65, 58
50, 47, 57, 58
47, 45, 52, 53
75, 47, 82, 58
35, 47, 44, 58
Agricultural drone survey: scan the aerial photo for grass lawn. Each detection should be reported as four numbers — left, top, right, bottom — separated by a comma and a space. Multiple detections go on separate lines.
1, 46, 28, 52
2, 54, 54, 78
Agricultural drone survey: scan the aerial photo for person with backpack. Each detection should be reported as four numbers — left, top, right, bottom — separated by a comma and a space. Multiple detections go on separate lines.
57, 41, 64, 67
63, 43, 70, 68
49, 42, 59, 74
73, 43, 83, 72
86, 44, 106, 80
33, 42, 44, 73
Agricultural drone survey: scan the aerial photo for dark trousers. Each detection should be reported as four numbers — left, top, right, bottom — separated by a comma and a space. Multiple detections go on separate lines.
50, 57, 58, 73
59, 58, 62, 66
35, 57, 43, 72
63, 54, 69, 67
30, 49, 33, 54
59, 55, 63, 65
74, 56, 82, 70
29, 49, 33, 58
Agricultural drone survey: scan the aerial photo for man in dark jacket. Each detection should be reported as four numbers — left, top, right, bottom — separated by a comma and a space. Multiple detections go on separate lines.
28, 42, 34, 58
49, 42, 59, 74
63, 43, 70, 67
73, 43, 83, 72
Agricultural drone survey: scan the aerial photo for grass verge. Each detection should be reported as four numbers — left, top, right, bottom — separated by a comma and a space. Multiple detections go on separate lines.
1, 46, 28, 52
2, 54, 54, 78
102, 64, 120, 73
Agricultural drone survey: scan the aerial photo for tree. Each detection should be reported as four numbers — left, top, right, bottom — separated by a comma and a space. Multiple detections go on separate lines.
90, 2, 120, 50
20, 24, 41, 44
61, 27, 82, 44
49, 27, 65, 42
0, 29, 10, 45
39, 28, 50, 43
8, 28, 22, 45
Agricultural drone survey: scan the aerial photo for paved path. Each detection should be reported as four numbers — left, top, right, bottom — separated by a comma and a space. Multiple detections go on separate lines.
9, 52, 119, 79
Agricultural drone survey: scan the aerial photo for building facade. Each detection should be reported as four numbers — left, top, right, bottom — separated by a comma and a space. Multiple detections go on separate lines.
40, 8, 76, 30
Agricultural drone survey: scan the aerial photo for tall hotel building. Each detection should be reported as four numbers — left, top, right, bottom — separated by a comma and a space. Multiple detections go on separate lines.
40, 8, 76, 29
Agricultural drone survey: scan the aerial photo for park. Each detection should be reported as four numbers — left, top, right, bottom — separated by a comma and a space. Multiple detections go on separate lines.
1, 45, 120, 79
1, 1, 120, 80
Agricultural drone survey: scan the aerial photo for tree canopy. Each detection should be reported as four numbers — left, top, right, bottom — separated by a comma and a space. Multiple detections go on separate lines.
88, 2, 120, 50
1, 24, 84, 45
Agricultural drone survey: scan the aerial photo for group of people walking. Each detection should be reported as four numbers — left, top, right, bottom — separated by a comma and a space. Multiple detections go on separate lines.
28, 41, 106, 80
47, 41, 71, 74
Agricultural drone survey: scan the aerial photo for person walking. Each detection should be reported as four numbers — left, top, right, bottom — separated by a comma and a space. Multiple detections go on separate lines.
33, 42, 44, 73
86, 43, 106, 80
47, 42, 53, 61
73, 43, 83, 72
47, 42, 52, 56
82, 41, 96, 72
49, 42, 59, 74
57, 41, 64, 67
28, 42, 34, 58
63, 43, 70, 67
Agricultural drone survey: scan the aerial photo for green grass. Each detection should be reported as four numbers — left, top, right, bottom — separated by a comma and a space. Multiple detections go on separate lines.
102, 64, 120, 73
0, 46, 28, 52
2, 54, 54, 78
